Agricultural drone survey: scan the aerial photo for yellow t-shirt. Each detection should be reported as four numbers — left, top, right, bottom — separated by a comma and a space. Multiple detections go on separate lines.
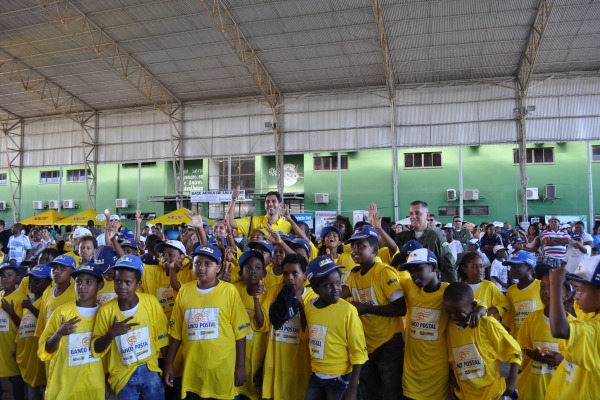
235, 215, 292, 236
545, 314, 600, 400
18, 275, 30, 296
0, 289, 26, 377
35, 283, 78, 338
16, 296, 46, 386
262, 284, 318, 400
305, 298, 368, 376
141, 262, 195, 320
401, 277, 450, 400
91, 294, 168, 394
377, 246, 398, 265
334, 252, 357, 283
64, 251, 81, 266
346, 261, 404, 353
169, 280, 251, 400
96, 280, 117, 306
233, 281, 270, 400
448, 316, 522, 400
38, 302, 104, 400
505, 280, 543, 339
517, 310, 574, 400
471, 280, 508, 319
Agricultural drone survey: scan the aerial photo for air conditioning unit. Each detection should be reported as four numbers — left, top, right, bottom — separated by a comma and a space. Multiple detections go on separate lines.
526, 187, 539, 200
544, 184, 556, 200
32, 201, 45, 210
464, 189, 479, 201
447, 189, 457, 202
315, 193, 329, 204
0, 201, 6, 211
115, 198, 129, 209
63, 199, 76, 209
48, 200, 59, 209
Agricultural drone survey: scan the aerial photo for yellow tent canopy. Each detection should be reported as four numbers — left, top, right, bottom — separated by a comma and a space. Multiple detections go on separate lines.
147, 208, 214, 227
19, 210, 68, 226
57, 209, 105, 226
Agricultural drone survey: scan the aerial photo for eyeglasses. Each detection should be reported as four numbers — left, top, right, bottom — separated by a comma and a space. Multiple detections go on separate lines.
454, 220, 462, 223
427, 219, 434, 222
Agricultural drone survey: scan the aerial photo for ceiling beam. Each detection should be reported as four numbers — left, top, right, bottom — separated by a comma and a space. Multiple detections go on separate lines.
37, 0, 187, 207
517, 0, 556, 93
0, 49, 98, 209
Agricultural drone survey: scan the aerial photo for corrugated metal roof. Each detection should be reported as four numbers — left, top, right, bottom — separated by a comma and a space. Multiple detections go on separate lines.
0, 0, 597, 118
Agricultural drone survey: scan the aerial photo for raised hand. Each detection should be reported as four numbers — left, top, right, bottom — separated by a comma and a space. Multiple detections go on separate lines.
232, 185, 241, 201
56, 315, 81, 337
185, 210, 204, 228
252, 280, 265, 299
109, 316, 140, 338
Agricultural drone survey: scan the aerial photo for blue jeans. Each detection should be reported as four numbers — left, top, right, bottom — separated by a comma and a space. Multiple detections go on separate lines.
118, 364, 165, 400
305, 373, 351, 400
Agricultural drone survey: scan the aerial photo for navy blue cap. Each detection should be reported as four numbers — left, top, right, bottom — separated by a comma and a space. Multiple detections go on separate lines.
71, 262, 104, 280
280, 233, 296, 243
320, 226, 341, 239
120, 229, 135, 241
140, 253, 159, 265
0, 260, 18, 272
353, 221, 370, 230
307, 256, 341, 282
534, 263, 555, 279
503, 251, 536, 268
401, 239, 423, 255
93, 246, 119, 274
49, 255, 77, 270
191, 244, 222, 264
112, 255, 144, 277
344, 225, 380, 244
120, 239, 139, 250
25, 264, 52, 279
292, 238, 312, 257
238, 250, 265, 269
248, 241, 275, 258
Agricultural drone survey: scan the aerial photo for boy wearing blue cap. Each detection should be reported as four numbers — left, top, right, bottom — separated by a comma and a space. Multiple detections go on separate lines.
0, 261, 27, 399
164, 244, 251, 400
503, 251, 543, 339
93, 246, 120, 306
340, 225, 405, 399
16, 264, 52, 400
92, 255, 168, 399
304, 256, 368, 400
38, 262, 106, 399
546, 256, 600, 399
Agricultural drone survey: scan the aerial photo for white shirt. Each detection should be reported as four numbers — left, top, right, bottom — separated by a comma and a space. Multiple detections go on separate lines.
564, 243, 591, 273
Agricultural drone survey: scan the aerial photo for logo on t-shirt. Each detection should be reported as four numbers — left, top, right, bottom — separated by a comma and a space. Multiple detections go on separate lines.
184, 308, 219, 341
116, 326, 152, 366
68, 332, 100, 367
513, 300, 537, 327
18, 313, 37, 339
452, 343, 486, 381
409, 306, 441, 341
531, 341, 559, 375
271, 314, 300, 344
308, 324, 328, 360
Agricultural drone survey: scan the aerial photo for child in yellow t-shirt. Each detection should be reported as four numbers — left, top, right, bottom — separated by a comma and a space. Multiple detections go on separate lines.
459, 251, 507, 319
503, 251, 543, 339
0, 260, 27, 399
38, 262, 106, 399
92, 255, 168, 398
164, 244, 251, 399
517, 263, 573, 399
341, 225, 405, 400
233, 250, 269, 400
444, 282, 521, 400
262, 253, 317, 400
546, 256, 600, 400
16, 264, 52, 400
304, 256, 368, 399
399, 248, 486, 400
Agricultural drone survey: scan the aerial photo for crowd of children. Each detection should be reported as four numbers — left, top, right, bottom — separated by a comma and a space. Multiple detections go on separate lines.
0, 203, 599, 400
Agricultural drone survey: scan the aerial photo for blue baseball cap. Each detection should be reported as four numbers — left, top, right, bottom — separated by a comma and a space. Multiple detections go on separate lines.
26, 264, 52, 279
401, 240, 423, 255
320, 225, 341, 239
571, 233, 583, 240
93, 246, 119, 274
280, 233, 296, 243
112, 255, 144, 276
306, 256, 341, 282
248, 241, 275, 258
140, 253, 159, 265
534, 262, 555, 279
400, 248, 438, 271
468, 239, 480, 248
0, 260, 18, 272
70, 262, 104, 280
49, 255, 77, 270
120, 239, 139, 250
191, 244, 222, 264
292, 238, 312, 257
511, 237, 525, 244
344, 224, 380, 244
353, 221, 370, 231
120, 229, 135, 241
238, 250, 265, 268
503, 251, 536, 268
567, 255, 600, 287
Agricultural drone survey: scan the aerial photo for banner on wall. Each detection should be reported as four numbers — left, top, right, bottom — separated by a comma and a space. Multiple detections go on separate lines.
315, 211, 337, 237
292, 213, 314, 230
190, 190, 246, 203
